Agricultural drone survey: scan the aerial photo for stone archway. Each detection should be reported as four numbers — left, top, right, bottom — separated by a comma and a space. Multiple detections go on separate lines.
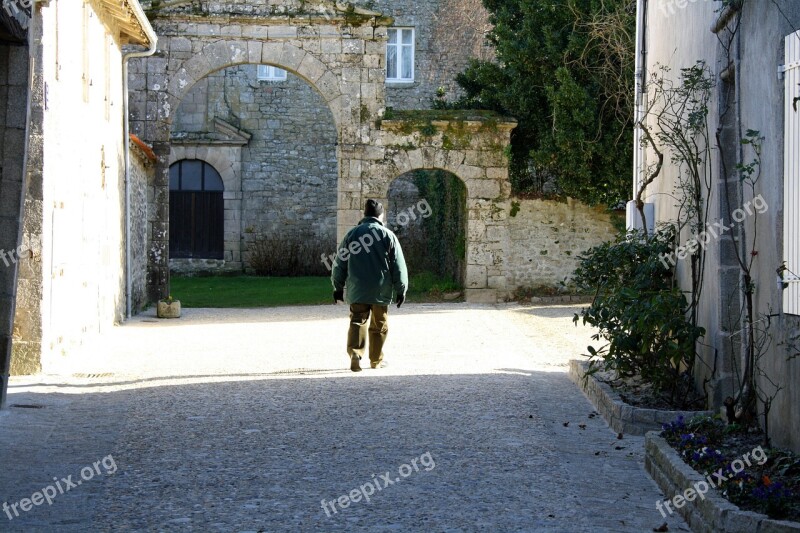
388, 170, 468, 291
364, 113, 517, 303
130, 2, 516, 303
130, 3, 389, 300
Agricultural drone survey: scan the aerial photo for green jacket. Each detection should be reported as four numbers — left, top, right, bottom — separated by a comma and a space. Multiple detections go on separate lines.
331, 217, 408, 305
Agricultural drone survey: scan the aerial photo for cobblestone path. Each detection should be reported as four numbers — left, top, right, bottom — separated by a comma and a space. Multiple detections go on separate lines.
0, 304, 689, 532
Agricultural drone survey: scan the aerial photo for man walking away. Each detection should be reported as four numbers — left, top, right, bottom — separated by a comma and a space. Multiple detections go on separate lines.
332, 199, 408, 372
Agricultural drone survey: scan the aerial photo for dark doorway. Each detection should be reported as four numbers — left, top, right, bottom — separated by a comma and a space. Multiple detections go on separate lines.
388, 170, 467, 293
169, 160, 224, 259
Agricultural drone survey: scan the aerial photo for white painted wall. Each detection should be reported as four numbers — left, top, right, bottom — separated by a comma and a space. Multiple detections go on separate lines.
644, 1, 800, 450
37, 1, 127, 363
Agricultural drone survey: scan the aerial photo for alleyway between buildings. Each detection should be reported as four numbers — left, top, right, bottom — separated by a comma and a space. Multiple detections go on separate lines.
0, 303, 689, 532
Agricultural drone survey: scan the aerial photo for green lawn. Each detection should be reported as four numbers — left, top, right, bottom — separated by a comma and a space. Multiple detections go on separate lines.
169, 276, 331, 308
169, 273, 462, 308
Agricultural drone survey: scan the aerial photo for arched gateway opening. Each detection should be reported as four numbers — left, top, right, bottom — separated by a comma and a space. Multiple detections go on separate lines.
168, 62, 338, 276
388, 170, 467, 296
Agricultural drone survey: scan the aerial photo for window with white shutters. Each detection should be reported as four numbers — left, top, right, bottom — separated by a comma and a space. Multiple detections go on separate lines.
784, 31, 800, 314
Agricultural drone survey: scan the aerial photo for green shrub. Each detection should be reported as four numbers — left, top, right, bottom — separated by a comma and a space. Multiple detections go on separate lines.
572, 229, 705, 402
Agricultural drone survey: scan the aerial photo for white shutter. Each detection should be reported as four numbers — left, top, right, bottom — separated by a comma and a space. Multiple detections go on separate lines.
784, 31, 800, 315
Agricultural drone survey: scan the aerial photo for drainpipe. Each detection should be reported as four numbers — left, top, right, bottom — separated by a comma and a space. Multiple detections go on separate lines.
627, 0, 651, 231
122, 2, 157, 319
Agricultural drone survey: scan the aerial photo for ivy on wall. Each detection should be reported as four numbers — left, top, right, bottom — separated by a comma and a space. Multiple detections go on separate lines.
402, 170, 467, 286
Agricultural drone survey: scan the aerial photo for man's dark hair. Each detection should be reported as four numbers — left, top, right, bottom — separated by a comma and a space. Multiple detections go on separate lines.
364, 199, 384, 218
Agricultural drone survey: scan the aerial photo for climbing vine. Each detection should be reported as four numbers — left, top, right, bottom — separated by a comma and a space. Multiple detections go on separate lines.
409, 170, 467, 285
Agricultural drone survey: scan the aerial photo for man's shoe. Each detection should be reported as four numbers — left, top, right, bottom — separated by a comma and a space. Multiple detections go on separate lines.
350, 355, 362, 372
370, 360, 388, 369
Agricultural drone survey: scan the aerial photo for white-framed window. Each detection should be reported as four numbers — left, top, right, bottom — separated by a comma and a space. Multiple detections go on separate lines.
386, 28, 415, 82
257, 65, 287, 81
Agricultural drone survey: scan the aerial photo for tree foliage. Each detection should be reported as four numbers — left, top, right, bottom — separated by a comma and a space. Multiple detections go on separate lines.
454, 0, 636, 205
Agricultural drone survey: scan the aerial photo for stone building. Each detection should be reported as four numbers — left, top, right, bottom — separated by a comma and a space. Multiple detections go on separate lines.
162, 0, 496, 277
144, 0, 615, 288
0, 0, 156, 402
637, 1, 800, 450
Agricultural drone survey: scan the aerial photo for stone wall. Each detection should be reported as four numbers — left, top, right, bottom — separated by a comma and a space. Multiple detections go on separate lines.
505, 198, 617, 291
222, 66, 337, 243
356, 0, 493, 110
130, 139, 155, 313
10, 0, 132, 372
171, 65, 339, 272
137, 0, 493, 113
0, 42, 37, 378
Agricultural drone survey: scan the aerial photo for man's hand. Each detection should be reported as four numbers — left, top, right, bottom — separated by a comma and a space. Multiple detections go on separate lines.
396, 293, 405, 308
333, 290, 344, 304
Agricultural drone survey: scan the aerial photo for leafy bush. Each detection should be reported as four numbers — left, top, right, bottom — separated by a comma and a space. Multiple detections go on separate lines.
572, 229, 705, 402
247, 231, 329, 277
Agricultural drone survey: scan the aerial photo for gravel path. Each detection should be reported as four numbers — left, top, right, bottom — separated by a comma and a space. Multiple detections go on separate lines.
0, 303, 689, 532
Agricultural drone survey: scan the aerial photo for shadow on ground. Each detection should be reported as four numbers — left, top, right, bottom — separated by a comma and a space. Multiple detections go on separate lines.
0, 371, 685, 532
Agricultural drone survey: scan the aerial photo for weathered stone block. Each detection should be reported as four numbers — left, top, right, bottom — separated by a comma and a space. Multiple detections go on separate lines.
261, 42, 284, 64
464, 288, 497, 303
280, 44, 306, 71
269, 26, 298, 39
468, 179, 499, 199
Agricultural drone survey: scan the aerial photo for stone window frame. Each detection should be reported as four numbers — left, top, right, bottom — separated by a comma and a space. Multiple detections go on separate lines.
256, 64, 287, 82
386, 27, 415, 83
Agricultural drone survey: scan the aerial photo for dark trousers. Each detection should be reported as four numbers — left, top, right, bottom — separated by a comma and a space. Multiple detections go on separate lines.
347, 304, 389, 364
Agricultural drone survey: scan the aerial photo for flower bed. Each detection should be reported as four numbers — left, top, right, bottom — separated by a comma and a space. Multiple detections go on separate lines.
650, 414, 800, 527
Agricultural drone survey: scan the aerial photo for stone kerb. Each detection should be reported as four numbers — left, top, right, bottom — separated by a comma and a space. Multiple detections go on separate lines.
646, 432, 800, 532
569, 359, 713, 436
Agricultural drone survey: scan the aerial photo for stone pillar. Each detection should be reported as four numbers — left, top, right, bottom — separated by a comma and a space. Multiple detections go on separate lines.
148, 143, 171, 302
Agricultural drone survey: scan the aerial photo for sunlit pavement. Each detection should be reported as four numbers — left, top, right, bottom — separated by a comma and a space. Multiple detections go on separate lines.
0, 303, 689, 532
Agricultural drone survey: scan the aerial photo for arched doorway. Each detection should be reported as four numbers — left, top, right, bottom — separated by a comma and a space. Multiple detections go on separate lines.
168, 159, 225, 260
169, 62, 338, 276
388, 170, 467, 295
